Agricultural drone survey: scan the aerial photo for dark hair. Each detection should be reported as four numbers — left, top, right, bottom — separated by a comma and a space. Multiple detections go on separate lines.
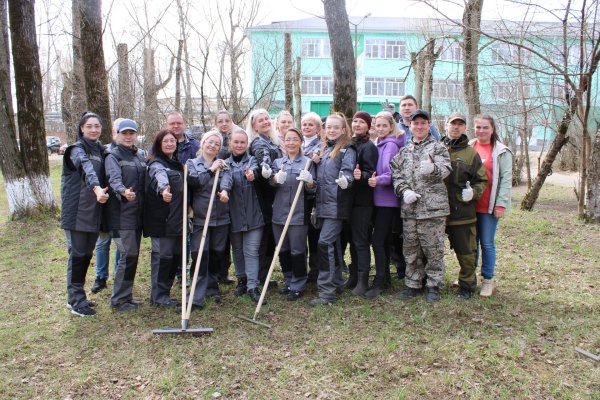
474, 114, 500, 147
285, 127, 304, 142
150, 129, 177, 160
399, 95, 418, 106
77, 111, 102, 137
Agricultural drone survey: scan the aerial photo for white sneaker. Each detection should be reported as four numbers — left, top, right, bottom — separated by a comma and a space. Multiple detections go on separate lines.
480, 279, 495, 297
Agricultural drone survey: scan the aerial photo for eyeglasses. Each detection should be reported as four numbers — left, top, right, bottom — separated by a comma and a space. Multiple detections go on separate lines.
204, 140, 221, 148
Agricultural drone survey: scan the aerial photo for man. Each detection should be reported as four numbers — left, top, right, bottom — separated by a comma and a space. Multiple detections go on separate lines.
397, 95, 440, 142
442, 113, 488, 299
391, 110, 451, 303
91, 118, 124, 294
165, 111, 200, 164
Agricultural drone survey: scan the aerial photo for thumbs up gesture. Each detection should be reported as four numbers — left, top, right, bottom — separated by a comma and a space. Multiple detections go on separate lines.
335, 171, 349, 189
368, 172, 377, 188
162, 185, 172, 203
123, 186, 136, 201
94, 186, 109, 204
353, 164, 361, 180
245, 167, 255, 182
461, 181, 474, 202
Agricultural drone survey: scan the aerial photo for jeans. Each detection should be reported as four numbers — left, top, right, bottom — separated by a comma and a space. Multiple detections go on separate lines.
230, 227, 263, 289
475, 212, 499, 280
95, 232, 120, 280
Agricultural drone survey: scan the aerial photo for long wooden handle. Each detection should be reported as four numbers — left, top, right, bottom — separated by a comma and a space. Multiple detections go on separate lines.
185, 167, 221, 320
181, 164, 188, 328
252, 158, 312, 320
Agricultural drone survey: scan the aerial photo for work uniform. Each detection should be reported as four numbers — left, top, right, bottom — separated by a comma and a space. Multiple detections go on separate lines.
186, 156, 232, 307
143, 155, 184, 306
302, 135, 321, 282
249, 135, 282, 284
314, 140, 356, 301
391, 134, 451, 289
271, 154, 316, 293
105, 144, 146, 306
221, 153, 264, 290
61, 138, 106, 310
442, 134, 488, 293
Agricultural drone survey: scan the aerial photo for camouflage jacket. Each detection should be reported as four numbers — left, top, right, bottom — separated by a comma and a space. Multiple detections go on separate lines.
391, 134, 451, 219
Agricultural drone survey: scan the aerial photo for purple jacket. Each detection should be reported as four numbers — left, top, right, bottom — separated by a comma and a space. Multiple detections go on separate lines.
374, 135, 405, 207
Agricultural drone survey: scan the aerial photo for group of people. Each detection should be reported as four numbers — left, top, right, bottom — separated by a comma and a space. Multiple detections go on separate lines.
62, 94, 512, 317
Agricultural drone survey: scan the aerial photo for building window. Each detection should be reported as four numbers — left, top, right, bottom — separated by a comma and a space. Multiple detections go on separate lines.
551, 84, 565, 99
301, 38, 330, 58
432, 80, 463, 99
365, 39, 406, 59
364, 77, 405, 96
492, 82, 530, 100
439, 43, 462, 62
491, 43, 530, 64
301, 76, 334, 95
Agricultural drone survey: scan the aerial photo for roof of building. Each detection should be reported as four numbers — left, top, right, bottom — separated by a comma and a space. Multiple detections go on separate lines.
248, 16, 563, 37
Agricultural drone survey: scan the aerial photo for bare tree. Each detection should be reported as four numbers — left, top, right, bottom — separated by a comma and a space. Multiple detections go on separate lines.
323, 0, 356, 119
284, 32, 293, 112
0, 0, 56, 219
294, 56, 302, 125
68, 0, 86, 142
587, 126, 600, 221
117, 43, 134, 118
462, 0, 483, 134
78, 0, 112, 144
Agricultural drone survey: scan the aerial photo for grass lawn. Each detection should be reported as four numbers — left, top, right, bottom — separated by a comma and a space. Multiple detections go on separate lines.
0, 160, 598, 399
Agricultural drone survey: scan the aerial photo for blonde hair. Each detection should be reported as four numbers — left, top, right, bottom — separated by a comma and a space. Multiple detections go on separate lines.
301, 112, 322, 134
275, 110, 294, 134
321, 112, 352, 160
374, 111, 401, 137
246, 108, 280, 146
199, 130, 223, 159
229, 128, 249, 154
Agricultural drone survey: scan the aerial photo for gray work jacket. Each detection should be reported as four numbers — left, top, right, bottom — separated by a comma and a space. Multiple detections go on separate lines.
270, 154, 316, 226
186, 156, 231, 228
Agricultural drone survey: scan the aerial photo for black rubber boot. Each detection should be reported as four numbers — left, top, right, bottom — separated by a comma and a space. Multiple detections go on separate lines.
234, 277, 247, 297
364, 277, 386, 299
345, 262, 358, 289
351, 271, 369, 296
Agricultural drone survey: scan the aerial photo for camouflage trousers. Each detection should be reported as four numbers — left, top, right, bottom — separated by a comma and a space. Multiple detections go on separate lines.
403, 217, 446, 289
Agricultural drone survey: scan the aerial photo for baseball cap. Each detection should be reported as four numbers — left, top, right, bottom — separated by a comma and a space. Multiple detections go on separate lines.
409, 109, 430, 121
118, 119, 138, 133
447, 112, 467, 124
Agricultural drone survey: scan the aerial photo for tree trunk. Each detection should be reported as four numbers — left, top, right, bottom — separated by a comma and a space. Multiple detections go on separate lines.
323, 0, 356, 120
585, 127, 600, 222
117, 43, 133, 119
3, 0, 56, 218
70, 0, 86, 143
143, 47, 174, 144
79, 0, 112, 144
411, 51, 424, 108
462, 0, 483, 138
422, 39, 438, 114
521, 96, 577, 210
284, 32, 293, 113
294, 56, 302, 127
174, 39, 183, 113
61, 72, 73, 136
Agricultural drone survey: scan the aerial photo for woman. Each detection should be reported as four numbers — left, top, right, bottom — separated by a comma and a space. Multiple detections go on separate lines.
143, 129, 184, 309
275, 110, 294, 152
62, 111, 109, 317
214, 110, 236, 284
471, 114, 513, 297
186, 130, 231, 309
104, 119, 146, 312
365, 111, 405, 299
301, 112, 323, 283
247, 109, 282, 287
270, 128, 316, 300
309, 112, 357, 306
219, 128, 266, 304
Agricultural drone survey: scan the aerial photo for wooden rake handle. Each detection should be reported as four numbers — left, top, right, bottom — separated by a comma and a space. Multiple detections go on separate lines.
181, 164, 189, 328
252, 158, 312, 320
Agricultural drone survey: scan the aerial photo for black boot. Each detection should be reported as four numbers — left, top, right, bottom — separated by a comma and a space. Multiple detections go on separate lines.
351, 271, 369, 296
426, 287, 441, 303
234, 277, 247, 297
91, 278, 107, 294
364, 277, 386, 299
278, 251, 292, 293
247, 287, 267, 305
345, 262, 358, 289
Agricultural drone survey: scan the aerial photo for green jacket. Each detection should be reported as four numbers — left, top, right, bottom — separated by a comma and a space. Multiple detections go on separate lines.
443, 134, 488, 225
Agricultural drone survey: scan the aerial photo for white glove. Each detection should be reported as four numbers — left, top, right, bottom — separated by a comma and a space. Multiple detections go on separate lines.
274, 170, 287, 184
335, 171, 349, 189
297, 169, 313, 185
419, 159, 435, 175
261, 163, 272, 179
403, 190, 421, 204
461, 181, 473, 202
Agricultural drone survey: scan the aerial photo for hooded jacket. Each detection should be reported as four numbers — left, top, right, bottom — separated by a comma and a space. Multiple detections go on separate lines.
373, 134, 405, 208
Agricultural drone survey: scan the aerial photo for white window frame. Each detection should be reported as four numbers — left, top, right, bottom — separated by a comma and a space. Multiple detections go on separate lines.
492, 82, 530, 100
432, 80, 463, 99
365, 39, 406, 59
439, 43, 462, 62
301, 76, 334, 95
364, 77, 405, 97
301, 38, 330, 58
